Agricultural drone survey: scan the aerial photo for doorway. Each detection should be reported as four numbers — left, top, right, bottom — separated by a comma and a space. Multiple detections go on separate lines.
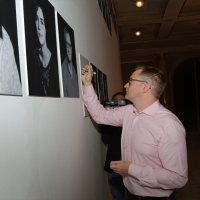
173, 58, 200, 134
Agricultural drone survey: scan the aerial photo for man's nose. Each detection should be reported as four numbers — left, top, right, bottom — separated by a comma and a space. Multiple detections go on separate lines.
124, 83, 129, 88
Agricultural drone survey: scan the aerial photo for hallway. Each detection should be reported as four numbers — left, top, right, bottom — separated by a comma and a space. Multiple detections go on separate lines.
176, 134, 200, 200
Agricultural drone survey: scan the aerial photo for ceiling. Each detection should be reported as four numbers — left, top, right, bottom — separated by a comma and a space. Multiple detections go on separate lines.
112, 0, 200, 64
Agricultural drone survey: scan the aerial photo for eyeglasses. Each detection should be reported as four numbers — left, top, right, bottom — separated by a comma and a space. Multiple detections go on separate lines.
128, 77, 147, 85
66, 42, 72, 50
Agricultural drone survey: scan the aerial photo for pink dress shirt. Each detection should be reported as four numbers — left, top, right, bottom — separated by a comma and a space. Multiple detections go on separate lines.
83, 85, 188, 197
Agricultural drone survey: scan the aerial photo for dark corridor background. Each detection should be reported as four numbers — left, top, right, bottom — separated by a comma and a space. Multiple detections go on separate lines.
174, 58, 200, 134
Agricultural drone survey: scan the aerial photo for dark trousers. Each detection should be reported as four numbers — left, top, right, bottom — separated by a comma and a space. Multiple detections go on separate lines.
107, 172, 126, 200
126, 190, 176, 200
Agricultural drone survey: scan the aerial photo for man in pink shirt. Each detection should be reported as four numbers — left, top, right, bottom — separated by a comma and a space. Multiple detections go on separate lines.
82, 65, 188, 200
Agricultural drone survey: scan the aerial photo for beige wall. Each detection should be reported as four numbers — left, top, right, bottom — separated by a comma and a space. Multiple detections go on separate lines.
0, 0, 122, 199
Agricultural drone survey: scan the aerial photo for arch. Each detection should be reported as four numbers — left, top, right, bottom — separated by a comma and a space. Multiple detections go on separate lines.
169, 53, 200, 82
169, 54, 200, 113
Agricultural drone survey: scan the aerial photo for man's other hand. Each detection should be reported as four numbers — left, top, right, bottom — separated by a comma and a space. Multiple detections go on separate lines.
110, 160, 131, 176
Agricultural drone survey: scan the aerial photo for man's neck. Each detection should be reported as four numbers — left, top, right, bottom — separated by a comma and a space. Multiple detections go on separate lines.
134, 97, 157, 113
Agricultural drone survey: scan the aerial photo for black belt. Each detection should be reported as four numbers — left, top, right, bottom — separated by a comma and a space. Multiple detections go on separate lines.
126, 189, 174, 200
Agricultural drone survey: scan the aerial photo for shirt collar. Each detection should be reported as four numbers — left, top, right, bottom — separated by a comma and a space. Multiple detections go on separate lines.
133, 100, 160, 116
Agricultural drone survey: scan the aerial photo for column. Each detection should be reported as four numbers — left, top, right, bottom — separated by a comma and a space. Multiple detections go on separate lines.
157, 53, 170, 109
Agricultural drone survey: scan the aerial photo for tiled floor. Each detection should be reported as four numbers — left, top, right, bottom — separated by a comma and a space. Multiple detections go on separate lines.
176, 134, 200, 200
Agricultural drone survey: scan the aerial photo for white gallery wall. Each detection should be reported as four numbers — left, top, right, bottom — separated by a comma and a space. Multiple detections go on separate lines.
0, 0, 122, 200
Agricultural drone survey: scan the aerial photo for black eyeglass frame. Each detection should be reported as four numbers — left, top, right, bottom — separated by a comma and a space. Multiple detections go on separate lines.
128, 77, 148, 85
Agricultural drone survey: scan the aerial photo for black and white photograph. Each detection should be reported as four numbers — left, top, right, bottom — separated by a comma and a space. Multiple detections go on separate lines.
23, 0, 60, 97
91, 63, 99, 100
111, 6, 117, 35
97, 0, 102, 12
97, 0, 112, 36
79, 54, 89, 117
102, 73, 108, 101
0, 0, 22, 96
97, 69, 104, 102
102, 0, 107, 24
57, 13, 79, 98
105, 0, 112, 35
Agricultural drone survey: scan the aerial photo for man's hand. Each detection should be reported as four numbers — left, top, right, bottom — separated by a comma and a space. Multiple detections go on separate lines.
81, 64, 93, 86
110, 160, 131, 176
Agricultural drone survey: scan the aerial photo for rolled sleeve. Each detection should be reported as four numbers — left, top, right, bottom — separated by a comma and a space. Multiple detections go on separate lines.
82, 85, 125, 126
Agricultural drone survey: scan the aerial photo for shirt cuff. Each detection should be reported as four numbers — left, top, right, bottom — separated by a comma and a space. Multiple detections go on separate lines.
128, 163, 142, 179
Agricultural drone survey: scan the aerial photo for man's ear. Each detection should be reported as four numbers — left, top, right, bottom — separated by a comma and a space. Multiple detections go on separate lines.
142, 83, 151, 93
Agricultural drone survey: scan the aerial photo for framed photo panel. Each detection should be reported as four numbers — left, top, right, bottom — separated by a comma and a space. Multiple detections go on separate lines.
90, 63, 99, 100
79, 54, 89, 117
57, 13, 79, 98
102, 73, 108, 101
23, 0, 60, 97
97, 0, 102, 12
97, 69, 104, 102
0, 0, 22, 96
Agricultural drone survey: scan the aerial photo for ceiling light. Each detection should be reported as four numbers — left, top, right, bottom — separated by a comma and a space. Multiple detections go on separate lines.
131, 28, 144, 36
135, 0, 144, 8
135, 30, 141, 36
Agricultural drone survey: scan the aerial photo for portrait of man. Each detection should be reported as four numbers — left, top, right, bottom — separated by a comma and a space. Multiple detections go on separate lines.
57, 13, 79, 98
0, 0, 22, 96
23, 0, 60, 97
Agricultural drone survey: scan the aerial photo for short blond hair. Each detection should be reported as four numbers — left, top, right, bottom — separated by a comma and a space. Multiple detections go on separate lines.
135, 65, 166, 98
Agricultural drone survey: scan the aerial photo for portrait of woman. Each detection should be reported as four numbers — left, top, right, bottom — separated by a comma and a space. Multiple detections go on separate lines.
0, 0, 22, 95
24, 0, 60, 97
